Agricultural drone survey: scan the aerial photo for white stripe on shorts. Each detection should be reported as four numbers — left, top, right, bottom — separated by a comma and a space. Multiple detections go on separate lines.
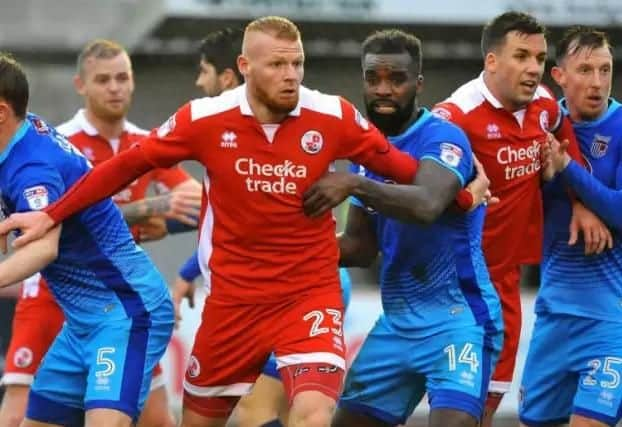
183, 380, 253, 397
276, 352, 345, 370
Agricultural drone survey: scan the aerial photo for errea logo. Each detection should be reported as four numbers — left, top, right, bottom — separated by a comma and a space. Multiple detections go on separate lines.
220, 131, 238, 148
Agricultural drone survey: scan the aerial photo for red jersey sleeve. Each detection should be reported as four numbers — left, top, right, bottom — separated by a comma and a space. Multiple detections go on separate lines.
431, 102, 467, 127
336, 98, 416, 184
138, 102, 201, 168
45, 103, 201, 224
151, 166, 191, 192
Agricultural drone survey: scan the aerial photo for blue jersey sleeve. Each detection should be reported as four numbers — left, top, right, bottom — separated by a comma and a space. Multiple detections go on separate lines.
178, 250, 201, 282
419, 124, 472, 187
9, 163, 64, 213
561, 159, 622, 231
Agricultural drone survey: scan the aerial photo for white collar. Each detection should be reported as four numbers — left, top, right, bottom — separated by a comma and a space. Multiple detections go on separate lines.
238, 84, 302, 117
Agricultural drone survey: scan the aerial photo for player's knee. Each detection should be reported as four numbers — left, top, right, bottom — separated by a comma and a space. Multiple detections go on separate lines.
429, 408, 478, 427
235, 394, 280, 427
0, 412, 24, 427
289, 390, 335, 427
0, 385, 29, 427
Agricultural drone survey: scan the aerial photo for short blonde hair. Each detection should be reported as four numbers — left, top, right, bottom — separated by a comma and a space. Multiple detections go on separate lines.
244, 16, 301, 41
77, 39, 128, 76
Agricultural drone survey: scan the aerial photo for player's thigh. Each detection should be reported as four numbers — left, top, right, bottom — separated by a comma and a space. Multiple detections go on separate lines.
83, 305, 173, 424
519, 313, 576, 426
0, 384, 30, 427
85, 407, 132, 427
20, 419, 64, 427
488, 265, 522, 392
423, 325, 502, 422
183, 300, 272, 420
235, 373, 285, 427
571, 317, 622, 427
27, 325, 85, 427
137, 385, 175, 427
2, 299, 64, 387
274, 291, 346, 405
337, 315, 424, 426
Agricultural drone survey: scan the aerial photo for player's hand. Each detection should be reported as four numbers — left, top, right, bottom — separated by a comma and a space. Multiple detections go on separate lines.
569, 201, 613, 255
303, 172, 358, 217
164, 189, 202, 227
466, 155, 499, 210
0, 211, 54, 252
137, 216, 168, 242
540, 134, 555, 182
172, 276, 196, 328
545, 133, 572, 175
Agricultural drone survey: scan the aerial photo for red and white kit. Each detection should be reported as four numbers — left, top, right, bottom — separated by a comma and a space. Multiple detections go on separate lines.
58, 109, 190, 241
44, 84, 417, 417
1, 274, 64, 386
433, 73, 581, 394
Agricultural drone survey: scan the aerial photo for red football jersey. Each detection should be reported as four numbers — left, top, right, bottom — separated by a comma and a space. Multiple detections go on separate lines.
134, 85, 413, 303
57, 110, 191, 238
433, 74, 579, 268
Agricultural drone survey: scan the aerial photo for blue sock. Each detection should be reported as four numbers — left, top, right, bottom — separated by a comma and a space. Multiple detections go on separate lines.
260, 420, 284, 427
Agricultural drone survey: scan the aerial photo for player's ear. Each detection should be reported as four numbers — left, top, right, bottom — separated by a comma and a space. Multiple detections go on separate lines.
237, 54, 249, 78
415, 74, 424, 94
550, 66, 564, 87
219, 68, 236, 90
484, 51, 498, 73
0, 101, 9, 124
73, 74, 86, 96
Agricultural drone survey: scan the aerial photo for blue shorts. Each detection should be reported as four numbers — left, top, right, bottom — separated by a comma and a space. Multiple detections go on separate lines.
26, 298, 174, 426
339, 314, 501, 425
262, 267, 352, 382
520, 312, 622, 426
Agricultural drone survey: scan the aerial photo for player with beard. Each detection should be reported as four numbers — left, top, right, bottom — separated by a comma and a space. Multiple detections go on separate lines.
0, 17, 449, 427
303, 29, 502, 427
431, 13, 613, 426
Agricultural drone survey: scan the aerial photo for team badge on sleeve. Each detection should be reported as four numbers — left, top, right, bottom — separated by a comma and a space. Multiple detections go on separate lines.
432, 107, 452, 120
439, 143, 463, 167
23, 185, 49, 210
157, 115, 176, 137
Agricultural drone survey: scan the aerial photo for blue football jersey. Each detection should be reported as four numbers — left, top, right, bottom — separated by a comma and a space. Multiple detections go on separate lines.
537, 99, 622, 321
351, 109, 501, 337
0, 114, 170, 330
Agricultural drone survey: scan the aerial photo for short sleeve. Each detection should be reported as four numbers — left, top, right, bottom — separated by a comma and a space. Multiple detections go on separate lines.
419, 122, 473, 187
10, 163, 65, 213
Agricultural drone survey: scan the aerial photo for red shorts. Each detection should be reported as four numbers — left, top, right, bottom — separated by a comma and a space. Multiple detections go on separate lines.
2, 275, 64, 386
1, 275, 165, 391
183, 290, 345, 417
488, 265, 522, 394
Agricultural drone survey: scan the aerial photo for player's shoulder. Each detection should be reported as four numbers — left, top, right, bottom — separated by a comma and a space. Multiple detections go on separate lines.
123, 120, 149, 136
436, 78, 486, 117
56, 110, 88, 138
297, 86, 343, 119
532, 85, 559, 110
189, 86, 243, 122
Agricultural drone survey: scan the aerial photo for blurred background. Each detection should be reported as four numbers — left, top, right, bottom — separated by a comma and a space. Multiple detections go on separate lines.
2, 0, 622, 424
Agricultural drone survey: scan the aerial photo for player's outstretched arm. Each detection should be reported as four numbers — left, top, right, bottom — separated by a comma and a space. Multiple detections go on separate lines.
0, 224, 61, 286
304, 160, 466, 223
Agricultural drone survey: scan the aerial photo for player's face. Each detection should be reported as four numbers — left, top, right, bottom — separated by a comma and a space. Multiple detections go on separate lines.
242, 32, 304, 116
362, 52, 420, 136
555, 45, 612, 121
486, 31, 547, 110
77, 53, 134, 121
196, 59, 222, 96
